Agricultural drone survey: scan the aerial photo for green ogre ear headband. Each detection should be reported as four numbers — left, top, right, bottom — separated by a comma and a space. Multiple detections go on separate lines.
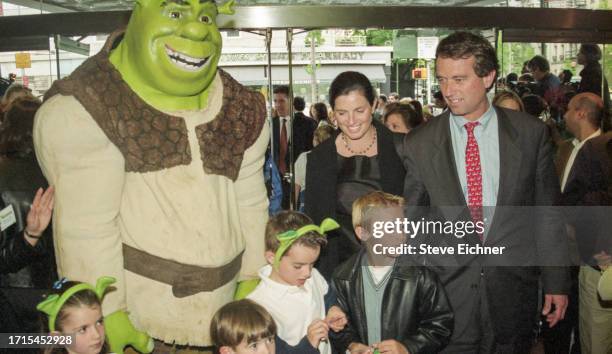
37, 276, 116, 332
274, 218, 339, 268
218, 0, 235, 15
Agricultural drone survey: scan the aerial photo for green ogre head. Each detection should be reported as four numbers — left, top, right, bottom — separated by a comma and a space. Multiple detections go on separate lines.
110, 0, 235, 110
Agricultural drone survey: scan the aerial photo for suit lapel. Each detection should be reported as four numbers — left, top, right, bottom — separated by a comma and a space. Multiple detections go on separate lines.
432, 112, 466, 207
495, 107, 522, 206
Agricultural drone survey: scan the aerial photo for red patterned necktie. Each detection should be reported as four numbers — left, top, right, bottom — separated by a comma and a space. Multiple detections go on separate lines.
465, 121, 483, 242
279, 118, 288, 174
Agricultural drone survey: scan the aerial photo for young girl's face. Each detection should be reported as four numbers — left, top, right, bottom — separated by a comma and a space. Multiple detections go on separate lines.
60, 304, 105, 354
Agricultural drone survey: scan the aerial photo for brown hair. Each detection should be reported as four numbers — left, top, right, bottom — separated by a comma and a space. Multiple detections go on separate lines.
436, 31, 499, 90
1, 84, 34, 111
210, 299, 276, 349
383, 102, 423, 130
492, 90, 525, 112
265, 211, 327, 253
352, 191, 404, 230
0, 97, 41, 157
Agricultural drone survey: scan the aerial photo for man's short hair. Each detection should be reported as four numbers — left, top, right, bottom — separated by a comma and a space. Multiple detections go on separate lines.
273, 85, 289, 96
264, 211, 327, 253
528, 55, 550, 73
352, 191, 404, 230
435, 31, 499, 88
293, 96, 306, 111
210, 299, 276, 349
379, 94, 388, 103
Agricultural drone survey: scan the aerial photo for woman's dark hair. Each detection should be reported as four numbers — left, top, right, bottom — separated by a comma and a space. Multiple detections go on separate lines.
329, 71, 375, 109
521, 94, 546, 117
383, 102, 423, 130
311, 102, 329, 122
579, 44, 602, 63
435, 31, 499, 89
407, 100, 424, 124
0, 97, 41, 158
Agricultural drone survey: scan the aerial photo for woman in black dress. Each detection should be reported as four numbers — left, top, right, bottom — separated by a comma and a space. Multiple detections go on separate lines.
304, 71, 406, 280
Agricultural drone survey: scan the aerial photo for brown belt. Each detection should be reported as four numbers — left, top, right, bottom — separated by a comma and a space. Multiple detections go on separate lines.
122, 243, 243, 298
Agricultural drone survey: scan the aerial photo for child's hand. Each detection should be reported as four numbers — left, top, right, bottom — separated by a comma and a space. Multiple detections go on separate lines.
374, 340, 410, 354
348, 342, 371, 354
306, 319, 329, 348
325, 305, 348, 332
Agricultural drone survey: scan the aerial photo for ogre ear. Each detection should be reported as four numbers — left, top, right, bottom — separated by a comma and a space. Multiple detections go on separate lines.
95, 276, 116, 299
218, 0, 235, 15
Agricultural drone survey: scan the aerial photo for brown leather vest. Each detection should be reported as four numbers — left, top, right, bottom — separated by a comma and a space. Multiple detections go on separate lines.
45, 32, 266, 181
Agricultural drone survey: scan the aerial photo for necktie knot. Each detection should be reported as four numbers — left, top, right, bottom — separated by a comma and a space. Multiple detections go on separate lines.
464, 121, 479, 134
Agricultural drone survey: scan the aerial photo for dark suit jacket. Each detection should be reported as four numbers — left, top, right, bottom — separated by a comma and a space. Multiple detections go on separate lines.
554, 139, 574, 181
399, 107, 569, 347
271, 112, 316, 169
561, 132, 612, 264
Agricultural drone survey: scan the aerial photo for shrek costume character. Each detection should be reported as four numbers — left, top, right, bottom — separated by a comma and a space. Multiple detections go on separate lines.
34, 0, 269, 349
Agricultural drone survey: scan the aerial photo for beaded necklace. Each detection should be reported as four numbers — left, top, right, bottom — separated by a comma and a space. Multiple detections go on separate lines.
341, 126, 377, 155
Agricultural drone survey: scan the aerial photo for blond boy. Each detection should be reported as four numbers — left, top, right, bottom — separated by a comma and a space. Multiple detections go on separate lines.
331, 191, 453, 354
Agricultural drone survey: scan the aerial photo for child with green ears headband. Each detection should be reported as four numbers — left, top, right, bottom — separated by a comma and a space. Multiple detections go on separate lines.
38, 276, 153, 354
238, 211, 348, 354
234, 216, 341, 298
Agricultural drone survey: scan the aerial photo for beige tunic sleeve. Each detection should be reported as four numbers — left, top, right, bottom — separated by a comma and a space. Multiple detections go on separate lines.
235, 118, 270, 280
34, 94, 127, 315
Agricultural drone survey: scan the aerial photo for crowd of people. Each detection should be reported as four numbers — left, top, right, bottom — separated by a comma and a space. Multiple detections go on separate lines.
0, 30, 611, 354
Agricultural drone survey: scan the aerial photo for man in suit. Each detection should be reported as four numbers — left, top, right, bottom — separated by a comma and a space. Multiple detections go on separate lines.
543, 93, 603, 354
399, 31, 569, 353
271, 87, 315, 209
562, 119, 612, 353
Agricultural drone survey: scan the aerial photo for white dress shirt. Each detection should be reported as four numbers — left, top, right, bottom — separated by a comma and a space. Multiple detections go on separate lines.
561, 129, 602, 192
248, 265, 330, 354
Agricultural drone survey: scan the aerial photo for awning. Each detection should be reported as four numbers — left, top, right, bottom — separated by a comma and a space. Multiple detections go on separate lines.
220, 64, 387, 86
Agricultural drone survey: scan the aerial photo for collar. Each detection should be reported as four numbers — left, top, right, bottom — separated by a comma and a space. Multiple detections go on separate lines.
572, 129, 602, 147
257, 265, 310, 299
450, 100, 495, 131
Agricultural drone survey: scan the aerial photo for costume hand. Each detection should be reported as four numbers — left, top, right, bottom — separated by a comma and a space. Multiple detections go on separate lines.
325, 305, 348, 332
348, 342, 371, 354
306, 319, 329, 348
105, 310, 154, 354
25, 187, 54, 235
542, 294, 568, 327
593, 251, 611, 271
374, 340, 410, 354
